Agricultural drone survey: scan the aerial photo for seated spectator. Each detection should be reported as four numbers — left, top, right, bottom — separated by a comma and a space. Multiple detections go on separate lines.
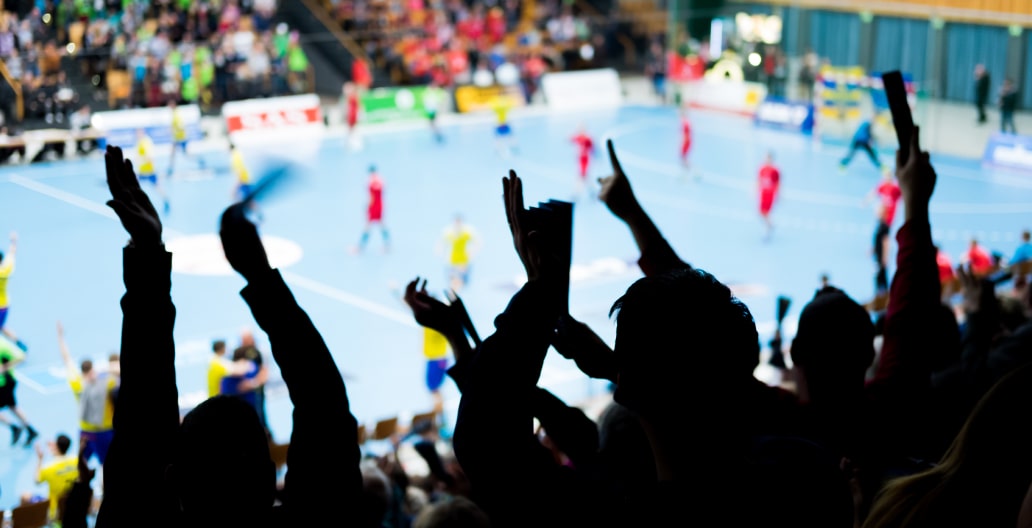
935, 246, 954, 286
1011, 230, 1032, 265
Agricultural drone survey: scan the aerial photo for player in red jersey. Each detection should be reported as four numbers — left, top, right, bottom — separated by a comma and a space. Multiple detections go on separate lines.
572, 126, 595, 180
344, 82, 361, 149
758, 151, 780, 239
571, 125, 595, 197
352, 166, 390, 254
680, 109, 692, 168
867, 171, 902, 227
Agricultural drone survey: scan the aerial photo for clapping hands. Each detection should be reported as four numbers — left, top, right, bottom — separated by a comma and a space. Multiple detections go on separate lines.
502, 171, 563, 286
404, 278, 463, 337
403, 277, 473, 362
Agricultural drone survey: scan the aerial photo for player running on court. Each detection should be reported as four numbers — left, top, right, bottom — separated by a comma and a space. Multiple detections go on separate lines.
571, 125, 596, 197
135, 129, 170, 214
680, 109, 693, 169
438, 214, 480, 292
492, 96, 516, 157
758, 151, 781, 240
352, 166, 390, 254
0, 232, 27, 352
166, 100, 204, 178
840, 116, 887, 174
230, 142, 252, 202
344, 82, 362, 150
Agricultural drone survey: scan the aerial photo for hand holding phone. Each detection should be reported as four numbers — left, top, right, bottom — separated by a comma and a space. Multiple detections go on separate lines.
881, 71, 914, 165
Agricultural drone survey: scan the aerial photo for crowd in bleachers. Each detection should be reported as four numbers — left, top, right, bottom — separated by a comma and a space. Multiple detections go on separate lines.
7, 113, 1032, 527
0, 0, 311, 124
324, 0, 602, 101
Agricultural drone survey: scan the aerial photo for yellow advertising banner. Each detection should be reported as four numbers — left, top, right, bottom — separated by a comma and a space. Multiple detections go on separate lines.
454, 85, 524, 113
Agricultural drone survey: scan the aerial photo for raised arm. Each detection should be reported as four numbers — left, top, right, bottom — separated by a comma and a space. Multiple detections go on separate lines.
56, 321, 77, 378
95, 146, 180, 527
3, 232, 15, 269
219, 203, 361, 524
600, 140, 688, 276
868, 127, 941, 400
453, 173, 603, 526
552, 314, 618, 383
530, 387, 600, 471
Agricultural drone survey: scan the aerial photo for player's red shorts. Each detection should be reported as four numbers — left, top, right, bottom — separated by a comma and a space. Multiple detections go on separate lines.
348, 114, 358, 128
759, 191, 776, 215
681, 140, 691, 157
578, 155, 590, 179
368, 202, 383, 222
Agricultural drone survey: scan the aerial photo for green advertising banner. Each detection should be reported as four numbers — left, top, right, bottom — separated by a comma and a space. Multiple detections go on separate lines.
360, 86, 448, 123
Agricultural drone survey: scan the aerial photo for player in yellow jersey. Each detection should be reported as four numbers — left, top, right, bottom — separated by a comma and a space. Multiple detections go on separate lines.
58, 322, 119, 466
492, 95, 517, 157
207, 340, 230, 398
438, 214, 480, 292
135, 128, 171, 214
0, 231, 27, 352
36, 433, 79, 521
230, 142, 253, 200
166, 99, 205, 178
423, 326, 449, 413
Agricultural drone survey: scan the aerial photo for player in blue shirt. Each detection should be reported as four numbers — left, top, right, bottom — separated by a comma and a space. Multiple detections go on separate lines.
839, 119, 886, 173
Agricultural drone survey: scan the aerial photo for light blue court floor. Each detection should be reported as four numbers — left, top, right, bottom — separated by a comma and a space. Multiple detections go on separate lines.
2, 104, 1032, 507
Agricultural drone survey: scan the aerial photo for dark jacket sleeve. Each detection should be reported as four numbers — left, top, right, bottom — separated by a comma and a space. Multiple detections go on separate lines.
452, 281, 615, 527
636, 235, 689, 277
868, 220, 941, 399
96, 246, 181, 528
531, 387, 600, 471
239, 269, 362, 524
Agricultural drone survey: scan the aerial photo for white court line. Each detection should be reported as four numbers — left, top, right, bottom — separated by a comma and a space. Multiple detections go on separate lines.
8, 174, 120, 220
281, 271, 417, 328
5, 172, 418, 329
12, 371, 64, 396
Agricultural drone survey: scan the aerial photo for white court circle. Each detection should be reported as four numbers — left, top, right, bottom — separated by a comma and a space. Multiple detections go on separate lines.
166, 233, 303, 276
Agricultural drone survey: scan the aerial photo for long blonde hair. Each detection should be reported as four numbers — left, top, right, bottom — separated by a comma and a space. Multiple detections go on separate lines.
864, 363, 1032, 528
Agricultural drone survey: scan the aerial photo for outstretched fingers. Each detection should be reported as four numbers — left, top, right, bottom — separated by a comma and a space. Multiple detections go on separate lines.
105, 146, 132, 204
607, 139, 624, 177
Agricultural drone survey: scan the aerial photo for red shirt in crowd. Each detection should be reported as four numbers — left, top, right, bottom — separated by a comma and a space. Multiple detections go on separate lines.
936, 250, 954, 285
967, 244, 993, 275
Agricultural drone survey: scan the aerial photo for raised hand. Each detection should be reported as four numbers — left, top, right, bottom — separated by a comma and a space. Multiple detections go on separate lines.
105, 146, 161, 247
896, 126, 935, 218
956, 264, 994, 315
218, 202, 272, 283
403, 277, 463, 337
552, 314, 617, 382
503, 170, 542, 282
598, 139, 642, 222
8, 231, 16, 244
